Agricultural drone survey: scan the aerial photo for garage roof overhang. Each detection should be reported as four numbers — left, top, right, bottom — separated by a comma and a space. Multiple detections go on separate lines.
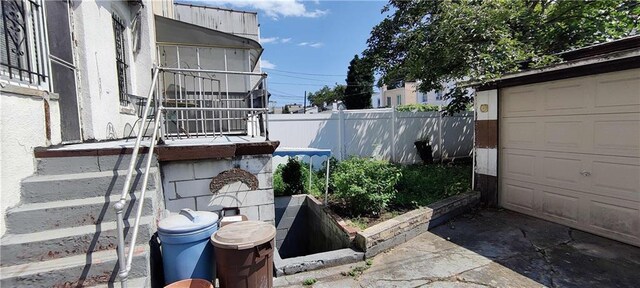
155, 15, 263, 70
475, 36, 640, 91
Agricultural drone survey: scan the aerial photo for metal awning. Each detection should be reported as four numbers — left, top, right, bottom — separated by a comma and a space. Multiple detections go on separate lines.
154, 15, 263, 70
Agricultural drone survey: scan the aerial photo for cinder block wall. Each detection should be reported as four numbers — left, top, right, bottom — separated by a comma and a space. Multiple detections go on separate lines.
161, 155, 275, 224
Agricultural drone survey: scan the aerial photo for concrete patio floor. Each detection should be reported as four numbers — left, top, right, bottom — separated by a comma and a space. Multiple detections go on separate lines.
274, 209, 640, 288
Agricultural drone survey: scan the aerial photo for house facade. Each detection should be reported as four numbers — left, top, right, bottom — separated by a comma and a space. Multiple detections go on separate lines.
1, 1, 275, 286
380, 81, 449, 107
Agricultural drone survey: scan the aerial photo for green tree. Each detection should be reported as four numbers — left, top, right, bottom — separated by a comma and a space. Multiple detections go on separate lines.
343, 55, 374, 109
307, 84, 346, 108
365, 0, 639, 114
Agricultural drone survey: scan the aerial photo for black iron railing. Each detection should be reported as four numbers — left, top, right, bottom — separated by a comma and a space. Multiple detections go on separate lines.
113, 14, 129, 106
1, 0, 46, 85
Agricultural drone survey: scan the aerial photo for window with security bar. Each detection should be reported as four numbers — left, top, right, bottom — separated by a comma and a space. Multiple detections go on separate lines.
112, 14, 129, 106
1, 0, 48, 87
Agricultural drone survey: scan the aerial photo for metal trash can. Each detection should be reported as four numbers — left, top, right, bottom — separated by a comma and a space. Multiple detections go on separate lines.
158, 209, 219, 285
210, 221, 276, 288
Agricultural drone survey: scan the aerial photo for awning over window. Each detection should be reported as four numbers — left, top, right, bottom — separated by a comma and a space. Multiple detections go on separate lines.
155, 15, 263, 70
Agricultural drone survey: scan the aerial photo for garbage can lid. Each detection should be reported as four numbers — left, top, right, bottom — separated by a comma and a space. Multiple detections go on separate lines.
210, 221, 276, 250
158, 209, 219, 234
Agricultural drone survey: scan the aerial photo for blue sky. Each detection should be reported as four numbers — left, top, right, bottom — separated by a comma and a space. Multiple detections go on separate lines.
186, 0, 389, 106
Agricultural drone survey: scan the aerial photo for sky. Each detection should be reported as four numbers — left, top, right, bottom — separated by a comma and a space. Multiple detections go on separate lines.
182, 0, 389, 106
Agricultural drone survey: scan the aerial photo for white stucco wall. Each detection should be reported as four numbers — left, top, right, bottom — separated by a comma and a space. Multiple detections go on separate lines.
0, 91, 62, 236
73, 0, 156, 141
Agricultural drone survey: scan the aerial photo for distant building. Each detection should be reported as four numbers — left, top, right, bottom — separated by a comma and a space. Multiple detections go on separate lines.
381, 81, 472, 107
371, 92, 381, 108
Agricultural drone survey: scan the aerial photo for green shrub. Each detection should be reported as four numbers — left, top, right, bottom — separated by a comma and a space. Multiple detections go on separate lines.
396, 103, 440, 112
331, 157, 401, 216
274, 158, 325, 197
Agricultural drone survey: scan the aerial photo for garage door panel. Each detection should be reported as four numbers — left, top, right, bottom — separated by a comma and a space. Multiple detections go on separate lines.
502, 87, 538, 115
501, 180, 535, 211
544, 80, 589, 112
593, 119, 640, 155
543, 156, 583, 185
502, 150, 536, 181
588, 200, 639, 240
591, 160, 640, 201
501, 120, 538, 148
594, 70, 640, 110
541, 189, 579, 223
544, 120, 583, 149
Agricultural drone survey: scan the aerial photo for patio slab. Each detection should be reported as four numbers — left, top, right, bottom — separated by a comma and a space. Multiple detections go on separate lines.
274, 209, 640, 287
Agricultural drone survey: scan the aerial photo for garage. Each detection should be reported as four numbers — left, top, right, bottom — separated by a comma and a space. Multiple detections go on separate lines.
500, 69, 640, 246
473, 36, 640, 246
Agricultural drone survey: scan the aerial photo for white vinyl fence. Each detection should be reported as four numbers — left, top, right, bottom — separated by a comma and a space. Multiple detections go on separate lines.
269, 109, 473, 164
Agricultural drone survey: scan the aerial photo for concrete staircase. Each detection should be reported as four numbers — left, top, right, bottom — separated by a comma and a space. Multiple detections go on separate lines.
0, 152, 161, 287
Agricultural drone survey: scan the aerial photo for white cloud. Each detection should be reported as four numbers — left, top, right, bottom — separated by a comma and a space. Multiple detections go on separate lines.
298, 42, 323, 48
206, 0, 328, 19
261, 59, 276, 69
281, 38, 292, 43
260, 36, 279, 44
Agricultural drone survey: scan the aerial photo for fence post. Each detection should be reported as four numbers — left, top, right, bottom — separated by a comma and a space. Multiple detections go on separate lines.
338, 109, 344, 160
438, 110, 444, 162
391, 107, 396, 163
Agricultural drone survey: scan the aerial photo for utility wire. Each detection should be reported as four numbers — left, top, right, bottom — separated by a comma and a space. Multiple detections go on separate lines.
263, 67, 346, 77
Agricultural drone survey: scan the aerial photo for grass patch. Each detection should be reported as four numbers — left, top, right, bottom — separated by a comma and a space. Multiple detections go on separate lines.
342, 260, 373, 278
302, 278, 317, 286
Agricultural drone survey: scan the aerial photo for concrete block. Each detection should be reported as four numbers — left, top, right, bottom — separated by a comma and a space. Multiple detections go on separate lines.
163, 181, 177, 200
257, 173, 273, 189
195, 193, 239, 211
365, 233, 407, 259
161, 162, 194, 182
240, 206, 259, 220
237, 190, 274, 207
193, 160, 233, 179
235, 155, 271, 175
166, 197, 196, 212
276, 216, 296, 230
175, 179, 212, 198
259, 204, 275, 222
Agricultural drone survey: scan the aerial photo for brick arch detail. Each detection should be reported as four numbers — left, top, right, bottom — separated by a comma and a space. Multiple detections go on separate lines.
209, 168, 259, 193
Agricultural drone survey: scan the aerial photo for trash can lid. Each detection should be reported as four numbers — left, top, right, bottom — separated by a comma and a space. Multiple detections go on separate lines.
210, 221, 276, 250
158, 209, 219, 234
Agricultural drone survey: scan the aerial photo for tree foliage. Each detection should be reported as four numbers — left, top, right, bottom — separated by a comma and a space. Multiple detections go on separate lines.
343, 55, 375, 109
365, 0, 640, 114
307, 85, 346, 108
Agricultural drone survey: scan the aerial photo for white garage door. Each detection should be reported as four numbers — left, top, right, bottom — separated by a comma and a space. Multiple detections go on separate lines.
500, 69, 640, 246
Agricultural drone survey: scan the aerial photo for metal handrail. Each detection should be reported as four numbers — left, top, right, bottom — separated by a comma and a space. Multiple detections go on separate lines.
113, 67, 160, 288
114, 66, 270, 287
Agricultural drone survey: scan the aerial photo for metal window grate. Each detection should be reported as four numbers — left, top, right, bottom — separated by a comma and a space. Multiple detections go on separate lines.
1, 0, 47, 84
113, 15, 129, 106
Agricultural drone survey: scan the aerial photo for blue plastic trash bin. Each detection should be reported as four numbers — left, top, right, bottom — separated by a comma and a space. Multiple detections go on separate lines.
158, 209, 219, 285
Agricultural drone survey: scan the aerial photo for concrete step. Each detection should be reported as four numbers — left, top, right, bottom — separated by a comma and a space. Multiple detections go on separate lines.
36, 153, 156, 175
20, 168, 157, 203
0, 248, 149, 288
6, 192, 155, 234
0, 216, 154, 267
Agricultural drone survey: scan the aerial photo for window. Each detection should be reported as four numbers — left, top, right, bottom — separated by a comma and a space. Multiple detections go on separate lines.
112, 14, 129, 106
1, 0, 48, 86
386, 96, 391, 107
435, 91, 443, 100
396, 95, 402, 105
